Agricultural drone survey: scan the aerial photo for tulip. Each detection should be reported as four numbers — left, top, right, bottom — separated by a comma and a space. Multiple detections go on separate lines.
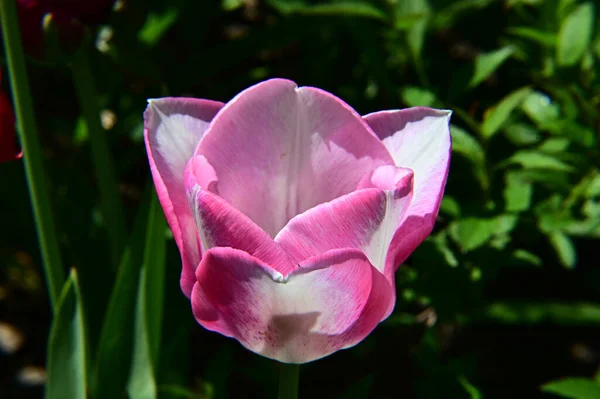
0, 71, 21, 163
144, 79, 451, 364
16, 0, 115, 56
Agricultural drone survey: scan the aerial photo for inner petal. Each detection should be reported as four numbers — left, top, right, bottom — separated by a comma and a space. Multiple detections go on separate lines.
195, 79, 394, 237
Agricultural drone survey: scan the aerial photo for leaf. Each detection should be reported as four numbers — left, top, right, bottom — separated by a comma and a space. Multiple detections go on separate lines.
537, 138, 570, 154
451, 125, 485, 165
93, 188, 152, 398
504, 123, 542, 146
548, 231, 577, 269
542, 378, 600, 399
401, 86, 437, 107
126, 193, 168, 399
557, 2, 595, 66
468, 46, 514, 88
507, 151, 573, 171
504, 172, 532, 212
459, 376, 483, 399
448, 215, 517, 252
506, 27, 556, 47
521, 91, 560, 125
481, 87, 532, 139
267, 0, 388, 20
138, 8, 179, 46
481, 302, 600, 325
46, 270, 87, 399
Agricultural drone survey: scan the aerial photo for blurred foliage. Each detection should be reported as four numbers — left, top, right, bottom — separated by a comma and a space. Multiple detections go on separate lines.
1, 0, 600, 398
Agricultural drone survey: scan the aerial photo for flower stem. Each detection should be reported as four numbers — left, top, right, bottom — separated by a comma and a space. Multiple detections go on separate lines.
71, 42, 126, 268
0, 0, 65, 308
278, 363, 299, 399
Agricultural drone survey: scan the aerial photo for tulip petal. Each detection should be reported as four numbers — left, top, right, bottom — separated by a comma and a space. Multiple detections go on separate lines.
363, 107, 451, 271
144, 97, 224, 296
276, 167, 413, 279
195, 78, 394, 237
185, 156, 295, 276
191, 247, 392, 363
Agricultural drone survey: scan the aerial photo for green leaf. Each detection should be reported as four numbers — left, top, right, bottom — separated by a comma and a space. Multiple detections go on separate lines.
521, 91, 560, 125
506, 27, 556, 47
267, 0, 388, 20
126, 193, 167, 399
481, 87, 532, 139
448, 215, 517, 252
504, 123, 542, 146
93, 189, 152, 398
468, 46, 514, 89
451, 125, 485, 165
481, 302, 600, 325
548, 231, 577, 269
46, 270, 87, 399
138, 8, 179, 46
504, 172, 532, 212
506, 151, 573, 171
542, 378, 600, 399
537, 138, 570, 154
557, 2, 595, 66
401, 86, 437, 107
459, 376, 483, 399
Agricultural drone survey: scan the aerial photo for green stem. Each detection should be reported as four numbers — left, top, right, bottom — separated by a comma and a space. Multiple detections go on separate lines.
71, 43, 126, 268
278, 363, 299, 399
0, 0, 65, 308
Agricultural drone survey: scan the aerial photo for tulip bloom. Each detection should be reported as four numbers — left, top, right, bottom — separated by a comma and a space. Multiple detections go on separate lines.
17, 0, 115, 56
144, 79, 451, 363
0, 73, 20, 163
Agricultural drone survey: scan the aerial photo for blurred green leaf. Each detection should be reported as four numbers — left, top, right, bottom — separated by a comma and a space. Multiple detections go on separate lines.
448, 215, 517, 252
451, 125, 485, 165
268, 0, 388, 19
504, 123, 542, 146
481, 302, 600, 325
468, 46, 514, 89
521, 91, 560, 125
127, 193, 167, 399
537, 138, 570, 153
504, 172, 532, 212
158, 385, 201, 399
459, 376, 483, 399
506, 150, 573, 171
481, 87, 532, 139
46, 270, 87, 399
542, 378, 600, 399
556, 2, 595, 66
222, 0, 244, 11
548, 231, 577, 269
401, 86, 437, 107
138, 8, 179, 46
507, 27, 556, 47
441, 196, 461, 218
94, 189, 152, 398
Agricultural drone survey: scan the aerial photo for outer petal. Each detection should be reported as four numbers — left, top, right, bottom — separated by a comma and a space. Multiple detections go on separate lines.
144, 97, 224, 297
363, 107, 451, 271
191, 247, 393, 363
185, 156, 295, 276
195, 78, 394, 237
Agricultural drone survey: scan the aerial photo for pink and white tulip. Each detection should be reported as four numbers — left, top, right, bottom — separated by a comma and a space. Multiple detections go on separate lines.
144, 79, 451, 363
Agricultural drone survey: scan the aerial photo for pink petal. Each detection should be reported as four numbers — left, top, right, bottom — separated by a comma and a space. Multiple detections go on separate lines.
195, 78, 394, 237
144, 97, 224, 297
276, 167, 413, 278
191, 247, 393, 363
185, 156, 295, 276
363, 107, 451, 271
